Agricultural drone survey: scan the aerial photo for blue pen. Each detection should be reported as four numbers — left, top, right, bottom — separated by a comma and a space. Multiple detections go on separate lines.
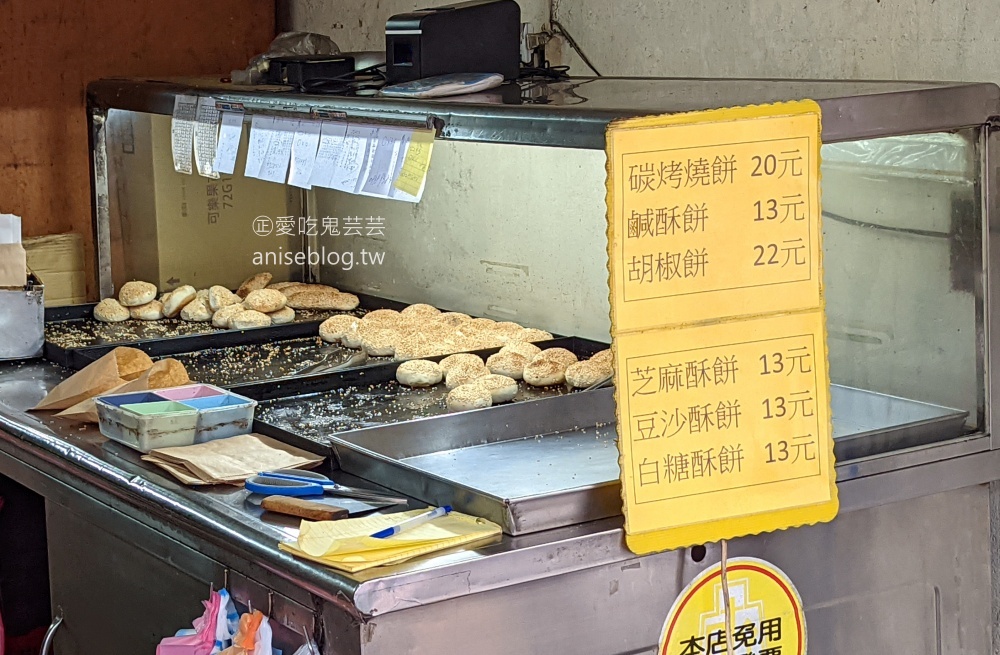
370, 506, 453, 539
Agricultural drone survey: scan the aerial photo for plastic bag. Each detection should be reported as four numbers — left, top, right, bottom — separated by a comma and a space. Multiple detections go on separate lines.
231, 32, 341, 85
211, 590, 239, 653
251, 618, 272, 655
156, 591, 221, 655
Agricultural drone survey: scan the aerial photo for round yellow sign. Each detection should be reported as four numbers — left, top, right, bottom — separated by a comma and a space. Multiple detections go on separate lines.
658, 557, 806, 655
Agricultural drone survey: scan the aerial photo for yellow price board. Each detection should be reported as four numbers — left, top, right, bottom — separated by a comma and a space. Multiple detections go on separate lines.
658, 558, 806, 655
606, 101, 838, 554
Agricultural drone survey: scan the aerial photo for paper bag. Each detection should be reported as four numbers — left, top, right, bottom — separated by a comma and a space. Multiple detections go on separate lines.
141, 433, 323, 484
55, 358, 190, 423
0, 214, 25, 288
32, 347, 154, 411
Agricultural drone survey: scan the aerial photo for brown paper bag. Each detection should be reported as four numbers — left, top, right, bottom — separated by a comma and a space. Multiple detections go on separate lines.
32, 347, 154, 411
141, 433, 324, 485
55, 358, 191, 423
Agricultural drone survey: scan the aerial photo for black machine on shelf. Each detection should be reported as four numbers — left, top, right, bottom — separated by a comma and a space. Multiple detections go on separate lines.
384, 0, 521, 84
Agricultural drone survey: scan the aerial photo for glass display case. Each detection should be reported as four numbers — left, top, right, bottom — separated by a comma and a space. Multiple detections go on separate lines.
88, 77, 998, 476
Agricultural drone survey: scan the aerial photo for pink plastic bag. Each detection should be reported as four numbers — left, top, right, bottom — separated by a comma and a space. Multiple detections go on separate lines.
156, 591, 221, 655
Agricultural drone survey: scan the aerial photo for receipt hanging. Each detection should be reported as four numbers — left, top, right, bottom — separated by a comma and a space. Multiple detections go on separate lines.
392, 129, 434, 199
193, 97, 221, 178
245, 115, 275, 179
214, 111, 244, 175
309, 121, 349, 188
170, 95, 198, 175
288, 120, 322, 189
259, 117, 298, 184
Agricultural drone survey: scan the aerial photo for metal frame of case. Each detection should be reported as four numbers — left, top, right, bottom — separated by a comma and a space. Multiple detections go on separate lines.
0, 76, 990, 653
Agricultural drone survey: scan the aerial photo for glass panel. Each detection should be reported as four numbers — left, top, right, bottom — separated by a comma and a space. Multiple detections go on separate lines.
820, 130, 983, 441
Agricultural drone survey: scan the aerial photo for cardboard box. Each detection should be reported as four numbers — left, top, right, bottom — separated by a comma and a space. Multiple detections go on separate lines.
106, 111, 300, 291
24, 233, 86, 306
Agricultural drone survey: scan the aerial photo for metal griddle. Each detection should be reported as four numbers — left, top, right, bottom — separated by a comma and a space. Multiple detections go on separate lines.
43, 293, 406, 369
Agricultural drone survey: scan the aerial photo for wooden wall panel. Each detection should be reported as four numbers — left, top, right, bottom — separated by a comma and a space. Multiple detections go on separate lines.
0, 0, 275, 298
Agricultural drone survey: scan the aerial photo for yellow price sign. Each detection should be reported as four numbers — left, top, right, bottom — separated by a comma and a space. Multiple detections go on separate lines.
606, 101, 838, 554
658, 558, 806, 655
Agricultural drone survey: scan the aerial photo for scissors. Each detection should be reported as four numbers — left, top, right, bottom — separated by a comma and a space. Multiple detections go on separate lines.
245, 469, 406, 506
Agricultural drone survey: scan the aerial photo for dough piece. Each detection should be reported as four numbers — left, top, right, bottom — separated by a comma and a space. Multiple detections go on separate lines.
565, 360, 613, 389
439, 353, 484, 373
445, 362, 489, 390
319, 314, 359, 343
129, 300, 164, 321
393, 333, 433, 360
180, 298, 213, 322
501, 341, 541, 359
537, 347, 578, 367
523, 349, 578, 387
446, 384, 492, 412
362, 309, 402, 326
163, 285, 196, 318
472, 374, 518, 403
212, 304, 244, 329
491, 321, 525, 341
486, 350, 528, 380
395, 359, 444, 387
243, 289, 287, 313
208, 285, 240, 312
341, 323, 363, 349
361, 327, 399, 357
118, 281, 157, 307
230, 310, 272, 330
434, 312, 471, 327
400, 303, 441, 317
237, 272, 273, 298
523, 358, 569, 387
195, 288, 210, 302
466, 318, 497, 331
266, 281, 301, 291
517, 328, 554, 343
590, 349, 613, 366
283, 283, 339, 298
286, 290, 360, 311
268, 306, 296, 325
94, 298, 129, 323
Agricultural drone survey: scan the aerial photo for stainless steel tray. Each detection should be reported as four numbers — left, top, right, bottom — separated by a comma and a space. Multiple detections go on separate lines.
330, 384, 968, 535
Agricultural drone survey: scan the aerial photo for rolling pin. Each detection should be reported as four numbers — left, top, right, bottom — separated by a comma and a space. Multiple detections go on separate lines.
261, 496, 349, 521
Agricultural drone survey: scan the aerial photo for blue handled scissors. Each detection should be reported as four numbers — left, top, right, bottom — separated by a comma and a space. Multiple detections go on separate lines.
245, 469, 406, 506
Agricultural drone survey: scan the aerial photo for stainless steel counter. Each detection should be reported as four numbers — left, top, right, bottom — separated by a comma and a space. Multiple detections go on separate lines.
1, 359, 998, 654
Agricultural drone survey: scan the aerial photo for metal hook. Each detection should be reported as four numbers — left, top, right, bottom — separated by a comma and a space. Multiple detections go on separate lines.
301, 625, 318, 655
267, 590, 274, 617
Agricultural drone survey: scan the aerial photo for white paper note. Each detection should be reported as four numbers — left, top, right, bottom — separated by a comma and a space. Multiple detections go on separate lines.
360, 128, 409, 197
259, 117, 298, 184
330, 125, 379, 194
170, 95, 198, 175
245, 115, 275, 179
193, 97, 221, 179
0, 214, 21, 244
213, 111, 243, 175
309, 122, 349, 188
288, 120, 323, 189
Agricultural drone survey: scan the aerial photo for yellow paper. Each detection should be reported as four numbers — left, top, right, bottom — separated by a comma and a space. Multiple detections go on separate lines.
606, 101, 838, 554
393, 129, 434, 196
281, 509, 502, 573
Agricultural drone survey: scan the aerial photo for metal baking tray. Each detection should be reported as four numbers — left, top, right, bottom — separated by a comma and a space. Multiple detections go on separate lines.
43, 293, 406, 370
830, 385, 969, 460
286, 383, 968, 536
244, 336, 607, 445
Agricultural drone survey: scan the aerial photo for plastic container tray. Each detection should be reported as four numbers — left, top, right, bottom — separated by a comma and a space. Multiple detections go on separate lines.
95, 384, 256, 453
